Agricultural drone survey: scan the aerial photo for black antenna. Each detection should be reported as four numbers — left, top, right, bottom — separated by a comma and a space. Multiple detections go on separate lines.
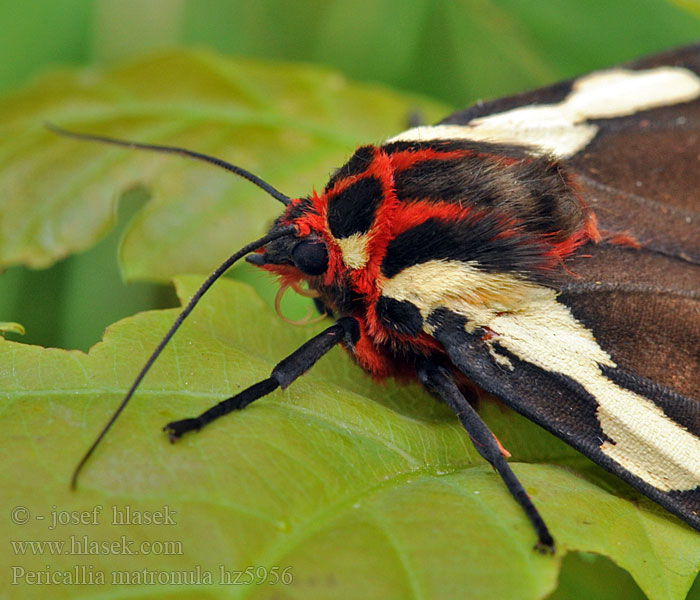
70, 226, 297, 489
45, 122, 291, 206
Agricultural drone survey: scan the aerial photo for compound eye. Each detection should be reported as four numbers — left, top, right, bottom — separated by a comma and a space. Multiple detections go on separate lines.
291, 239, 328, 276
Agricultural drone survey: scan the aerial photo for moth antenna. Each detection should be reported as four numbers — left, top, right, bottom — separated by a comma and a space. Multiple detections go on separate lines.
70, 225, 297, 490
45, 122, 291, 206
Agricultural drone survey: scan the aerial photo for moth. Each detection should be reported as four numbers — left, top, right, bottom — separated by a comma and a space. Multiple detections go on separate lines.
57, 43, 700, 552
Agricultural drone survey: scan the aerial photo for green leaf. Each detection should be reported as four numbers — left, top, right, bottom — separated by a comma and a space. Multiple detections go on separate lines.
0, 49, 448, 280
667, 0, 700, 18
0, 321, 25, 336
2, 277, 699, 599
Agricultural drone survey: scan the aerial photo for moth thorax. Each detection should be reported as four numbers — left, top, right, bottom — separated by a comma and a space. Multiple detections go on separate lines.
464, 155, 584, 242
392, 149, 584, 242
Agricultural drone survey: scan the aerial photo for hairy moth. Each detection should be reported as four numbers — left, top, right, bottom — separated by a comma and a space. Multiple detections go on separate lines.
58, 43, 700, 552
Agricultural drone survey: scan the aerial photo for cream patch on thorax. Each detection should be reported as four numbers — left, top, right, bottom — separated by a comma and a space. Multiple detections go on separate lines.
387, 66, 700, 158
379, 259, 542, 321
335, 232, 370, 270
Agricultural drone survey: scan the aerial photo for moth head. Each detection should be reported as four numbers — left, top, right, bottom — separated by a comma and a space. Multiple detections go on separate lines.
246, 146, 388, 292
245, 211, 330, 279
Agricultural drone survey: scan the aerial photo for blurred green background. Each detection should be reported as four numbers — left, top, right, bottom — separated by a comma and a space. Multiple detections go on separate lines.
1, 0, 698, 353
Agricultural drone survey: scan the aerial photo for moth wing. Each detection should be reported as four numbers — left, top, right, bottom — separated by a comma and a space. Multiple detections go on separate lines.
559, 245, 699, 400
424, 42, 699, 400
438, 43, 700, 263
424, 43, 700, 530
428, 294, 700, 532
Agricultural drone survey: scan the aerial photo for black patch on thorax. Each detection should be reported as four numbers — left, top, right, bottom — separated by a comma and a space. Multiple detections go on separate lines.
380, 216, 545, 279
376, 296, 423, 337
327, 176, 383, 239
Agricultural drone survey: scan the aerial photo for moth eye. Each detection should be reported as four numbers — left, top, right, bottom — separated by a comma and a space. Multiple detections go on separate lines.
291, 239, 328, 276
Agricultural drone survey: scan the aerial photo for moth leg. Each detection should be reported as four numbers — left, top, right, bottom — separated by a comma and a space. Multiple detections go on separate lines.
416, 357, 555, 553
164, 316, 359, 441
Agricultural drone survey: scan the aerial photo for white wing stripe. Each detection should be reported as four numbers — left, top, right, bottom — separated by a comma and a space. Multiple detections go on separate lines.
388, 67, 700, 158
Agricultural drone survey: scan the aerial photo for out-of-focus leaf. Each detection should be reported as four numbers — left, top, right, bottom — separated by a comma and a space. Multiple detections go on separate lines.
0, 50, 448, 279
667, 0, 700, 18
179, 0, 700, 106
0, 321, 25, 336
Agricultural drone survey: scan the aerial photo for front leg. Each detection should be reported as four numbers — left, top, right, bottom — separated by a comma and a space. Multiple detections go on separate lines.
416, 357, 555, 553
165, 317, 360, 440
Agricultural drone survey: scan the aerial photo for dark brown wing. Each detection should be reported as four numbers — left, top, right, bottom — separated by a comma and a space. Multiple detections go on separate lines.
431, 43, 700, 532
560, 246, 699, 401
442, 43, 700, 264
561, 45, 699, 398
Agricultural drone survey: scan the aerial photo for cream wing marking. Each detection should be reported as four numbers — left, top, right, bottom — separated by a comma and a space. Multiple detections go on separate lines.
485, 294, 700, 493
388, 67, 700, 158
380, 259, 700, 492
